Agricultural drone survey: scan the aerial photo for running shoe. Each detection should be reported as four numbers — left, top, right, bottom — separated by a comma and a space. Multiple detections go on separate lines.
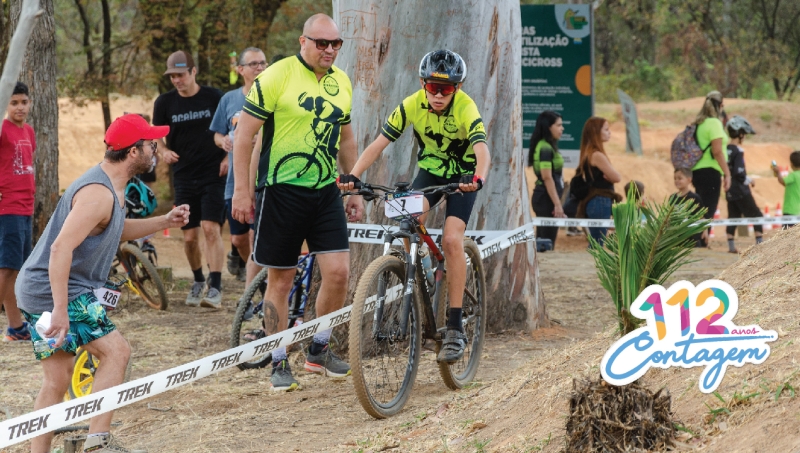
305, 344, 351, 378
271, 360, 299, 392
201, 287, 222, 308
236, 266, 246, 282
82, 433, 147, 452
437, 329, 468, 363
226, 251, 240, 276
185, 282, 205, 307
4, 322, 31, 342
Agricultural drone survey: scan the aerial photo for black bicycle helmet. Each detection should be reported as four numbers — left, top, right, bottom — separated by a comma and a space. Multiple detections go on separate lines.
418, 50, 467, 83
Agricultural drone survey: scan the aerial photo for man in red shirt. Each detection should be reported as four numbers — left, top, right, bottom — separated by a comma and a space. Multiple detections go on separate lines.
1, 82, 36, 341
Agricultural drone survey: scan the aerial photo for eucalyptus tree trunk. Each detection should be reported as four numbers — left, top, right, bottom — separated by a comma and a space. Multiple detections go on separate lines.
333, 0, 548, 331
10, 0, 58, 243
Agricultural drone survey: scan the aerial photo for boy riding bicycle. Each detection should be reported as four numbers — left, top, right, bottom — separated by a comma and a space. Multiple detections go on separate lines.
338, 49, 490, 363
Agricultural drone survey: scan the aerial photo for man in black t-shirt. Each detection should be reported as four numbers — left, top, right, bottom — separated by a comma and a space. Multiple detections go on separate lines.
153, 50, 226, 308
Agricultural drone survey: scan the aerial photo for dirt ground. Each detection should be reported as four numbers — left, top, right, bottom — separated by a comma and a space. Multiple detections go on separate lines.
2, 230, 769, 453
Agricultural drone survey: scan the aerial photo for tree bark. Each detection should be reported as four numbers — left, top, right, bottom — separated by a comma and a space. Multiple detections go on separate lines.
196, 1, 230, 89
333, 0, 548, 332
10, 0, 58, 243
137, 0, 192, 94
100, 0, 112, 129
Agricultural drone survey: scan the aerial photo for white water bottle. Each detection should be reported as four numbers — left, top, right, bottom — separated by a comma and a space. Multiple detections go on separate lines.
33, 312, 73, 353
420, 248, 435, 287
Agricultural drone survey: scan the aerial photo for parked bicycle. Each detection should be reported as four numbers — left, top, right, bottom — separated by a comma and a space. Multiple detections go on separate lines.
343, 181, 487, 418
230, 253, 316, 370
111, 240, 168, 310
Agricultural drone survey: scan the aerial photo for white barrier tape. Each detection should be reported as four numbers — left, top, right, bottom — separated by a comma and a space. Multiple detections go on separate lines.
348, 223, 509, 246
1, 224, 533, 447
528, 215, 800, 228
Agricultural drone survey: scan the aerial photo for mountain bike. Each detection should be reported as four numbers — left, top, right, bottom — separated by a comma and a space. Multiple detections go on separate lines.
230, 253, 316, 370
112, 240, 168, 310
343, 181, 487, 418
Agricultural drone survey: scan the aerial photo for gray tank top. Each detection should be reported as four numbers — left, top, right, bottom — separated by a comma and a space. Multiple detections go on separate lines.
16, 165, 126, 313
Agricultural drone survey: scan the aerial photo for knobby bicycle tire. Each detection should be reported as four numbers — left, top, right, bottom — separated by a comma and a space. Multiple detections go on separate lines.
349, 255, 421, 418
65, 347, 132, 401
119, 243, 168, 310
437, 239, 487, 389
231, 266, 272, 370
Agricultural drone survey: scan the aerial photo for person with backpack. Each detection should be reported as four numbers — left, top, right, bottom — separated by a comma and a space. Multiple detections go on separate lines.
528, 111, 565, 248
574, 117, 621, 247
725, 115, 763, 253
672, 91, 731, 246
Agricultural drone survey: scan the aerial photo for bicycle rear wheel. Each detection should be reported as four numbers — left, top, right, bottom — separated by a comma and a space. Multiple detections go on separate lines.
65, 347, 132, 401
349, 255, 421, 419
231, 267, 271, 370
437, 239, 487, 389
119, 243, 168, 310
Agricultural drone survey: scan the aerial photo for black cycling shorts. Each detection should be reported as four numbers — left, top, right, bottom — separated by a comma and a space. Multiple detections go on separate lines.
412, 169, 477, 225
225, 199, 253, 236
253, 183, 349, 268
173, 177, 226, 230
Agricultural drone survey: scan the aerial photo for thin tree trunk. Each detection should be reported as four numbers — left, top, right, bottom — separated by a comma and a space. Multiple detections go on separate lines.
138, 0, 192, 94
333, 0, 548, 332
10, 0, 58, 243
100, 0, 112, 129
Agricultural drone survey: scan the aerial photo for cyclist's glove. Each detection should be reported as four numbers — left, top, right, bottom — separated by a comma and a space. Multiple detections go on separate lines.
459, 174, 484, 191
337, 173, 361, 189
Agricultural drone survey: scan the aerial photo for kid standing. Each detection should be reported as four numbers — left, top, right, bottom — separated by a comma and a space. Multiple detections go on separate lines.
725, 115, 763, 253
773, 150, 800, 228
670, 168, 707, 247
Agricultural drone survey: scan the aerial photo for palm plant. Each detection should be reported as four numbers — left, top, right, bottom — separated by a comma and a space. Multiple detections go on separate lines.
588, 188, 710, 335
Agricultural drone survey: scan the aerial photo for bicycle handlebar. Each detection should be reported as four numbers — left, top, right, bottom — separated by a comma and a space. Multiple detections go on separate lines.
342, 181, 461, 200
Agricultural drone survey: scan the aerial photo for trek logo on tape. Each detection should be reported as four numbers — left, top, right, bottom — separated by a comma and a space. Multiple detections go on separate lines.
7, 415, 49, 441
328, 311, 351, 327
165, 366, 200, 388
253, 337, 283, 356
291, 322, 320, 343
211, 351, 244, 371
116, 381, 154, 403
65, 398, 103, 421
601, 280, 778, 393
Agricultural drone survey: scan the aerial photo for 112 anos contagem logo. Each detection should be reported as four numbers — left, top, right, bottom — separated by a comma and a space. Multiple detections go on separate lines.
601, 280, 777, 393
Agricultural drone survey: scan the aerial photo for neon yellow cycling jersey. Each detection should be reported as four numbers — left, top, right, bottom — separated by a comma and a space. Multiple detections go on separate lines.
381, 90, 486, 178
243, 54, 352, 189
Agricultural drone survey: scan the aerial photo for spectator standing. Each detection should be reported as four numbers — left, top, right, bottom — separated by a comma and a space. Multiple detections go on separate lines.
725, 115, 763, 252
528, 111, 565, 248
575, 117, 621, 246
1, 82, 35, 341
153, 50, 226, 308
772, 151, 800, 228
210, 47, 267, 286
231, 14, 363, 391
670, 167, 707, 247
691, 91, 732, 246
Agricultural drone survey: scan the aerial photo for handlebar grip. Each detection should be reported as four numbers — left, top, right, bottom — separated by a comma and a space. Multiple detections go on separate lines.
447, 183, 461, 191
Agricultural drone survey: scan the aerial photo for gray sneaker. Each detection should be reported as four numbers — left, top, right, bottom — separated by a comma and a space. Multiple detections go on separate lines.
201, 287, 222, 308
438, 329, 468, 363
185, 282, 205, 307
226, 251, 240, 276
82, 433, 147, 452
271, 360, 300, 392
236, 266, 246, 282
304, 344, 351, 378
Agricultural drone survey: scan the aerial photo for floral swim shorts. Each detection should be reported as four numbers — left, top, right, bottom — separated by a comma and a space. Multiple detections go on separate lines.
21, 292, 117, 361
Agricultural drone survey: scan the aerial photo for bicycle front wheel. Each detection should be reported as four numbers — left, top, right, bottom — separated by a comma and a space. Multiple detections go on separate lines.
231, 267, 272, 370
349, 255, 421, 419
65, 347, 132, 401
437, 239, 487, 389
119, 243, 168, 310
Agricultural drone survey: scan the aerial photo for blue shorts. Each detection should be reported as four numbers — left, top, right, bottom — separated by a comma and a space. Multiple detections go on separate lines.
225, 199, 253, 236
21, 292, 117, 361
0, 215, 32, 270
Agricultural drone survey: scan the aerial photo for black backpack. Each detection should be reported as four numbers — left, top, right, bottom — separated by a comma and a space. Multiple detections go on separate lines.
569, 170, 591, 201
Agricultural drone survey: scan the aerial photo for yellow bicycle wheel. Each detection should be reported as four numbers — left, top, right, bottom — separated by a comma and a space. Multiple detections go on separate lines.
66, 348, 98, 400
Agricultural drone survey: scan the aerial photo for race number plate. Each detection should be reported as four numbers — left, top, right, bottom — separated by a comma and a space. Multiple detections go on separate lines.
384, 194, 424, 219
94, 287, 121, 309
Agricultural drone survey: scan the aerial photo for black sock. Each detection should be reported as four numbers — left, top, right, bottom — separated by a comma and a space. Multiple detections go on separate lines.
727, 239, 736, 252
447, 307, 463, 332
309, 341, 326, 355
192, 267, 205, 283
208, 272, 222, 290
230, 246, 240, 258
756, 236, 763, 244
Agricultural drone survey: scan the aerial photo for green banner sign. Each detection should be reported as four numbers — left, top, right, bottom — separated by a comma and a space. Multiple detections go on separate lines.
521, 4, 593, 168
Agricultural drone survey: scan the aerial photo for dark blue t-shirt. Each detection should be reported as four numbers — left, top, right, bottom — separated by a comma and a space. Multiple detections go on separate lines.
210, 88, 247, 199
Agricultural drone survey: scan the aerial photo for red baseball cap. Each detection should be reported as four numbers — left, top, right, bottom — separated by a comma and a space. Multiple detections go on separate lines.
104, 114, 170, 152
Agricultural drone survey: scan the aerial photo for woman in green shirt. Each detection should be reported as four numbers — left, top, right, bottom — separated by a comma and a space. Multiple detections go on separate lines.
691, 91, 732, 246
528, 110, 564, 248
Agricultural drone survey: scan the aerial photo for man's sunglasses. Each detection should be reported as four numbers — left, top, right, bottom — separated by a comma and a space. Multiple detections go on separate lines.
304, 36, 343, 51
424, 82, 457, 96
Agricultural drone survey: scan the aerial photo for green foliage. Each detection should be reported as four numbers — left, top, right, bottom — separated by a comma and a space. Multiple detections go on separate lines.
588, 186, 710, 335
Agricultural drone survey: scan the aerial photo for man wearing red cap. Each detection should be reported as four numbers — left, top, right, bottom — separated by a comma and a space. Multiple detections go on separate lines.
153, 50, 226, 308
15, 114, 190, 453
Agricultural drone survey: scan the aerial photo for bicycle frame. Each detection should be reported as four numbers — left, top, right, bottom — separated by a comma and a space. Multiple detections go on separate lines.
287, 253, 315, 324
